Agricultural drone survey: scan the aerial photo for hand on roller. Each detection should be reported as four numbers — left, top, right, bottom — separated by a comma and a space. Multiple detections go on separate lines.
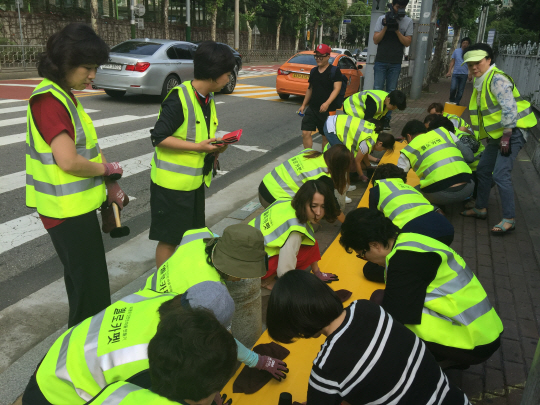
106, 181, 129, 210
102, 162, 123, 180
255, 355, 289, 381
213, 393, 232, 405
313, 271, 339, 283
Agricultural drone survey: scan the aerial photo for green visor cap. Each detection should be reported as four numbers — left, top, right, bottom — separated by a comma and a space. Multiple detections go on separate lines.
461, 50, 489, 66
207, 224, 267, 279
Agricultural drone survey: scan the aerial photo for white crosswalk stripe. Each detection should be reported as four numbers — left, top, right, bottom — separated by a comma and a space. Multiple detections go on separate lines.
0, 109, 100, 128
226, 84, 289, 103
0, 99, 26, 104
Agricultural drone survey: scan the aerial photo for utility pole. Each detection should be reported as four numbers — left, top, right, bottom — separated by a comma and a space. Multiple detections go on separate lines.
476, 5, 489, 43
15, 0, 25, 70
186, 0, 191, 41
410, 0, 433, 99
234, 0, 239, 49
363, 0, 385, 90
130, 0, 136, 39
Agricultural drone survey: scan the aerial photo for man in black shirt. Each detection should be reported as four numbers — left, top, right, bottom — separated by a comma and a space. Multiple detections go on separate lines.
299, 44, 343, 148
373, 0, 413, 130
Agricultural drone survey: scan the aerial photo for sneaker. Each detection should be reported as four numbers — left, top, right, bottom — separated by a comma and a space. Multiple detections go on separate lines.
348, 185, 357, 192
383, 121, 391, 130
345, 196, 352, 204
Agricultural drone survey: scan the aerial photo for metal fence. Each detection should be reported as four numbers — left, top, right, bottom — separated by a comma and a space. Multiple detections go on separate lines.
238, 49, 298, 63
396, 66, 412, 97
0, 45, 45, 71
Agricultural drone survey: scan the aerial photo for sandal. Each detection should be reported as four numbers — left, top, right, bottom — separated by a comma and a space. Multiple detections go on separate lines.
460, 208, 487, 220
491, 219, 516, 236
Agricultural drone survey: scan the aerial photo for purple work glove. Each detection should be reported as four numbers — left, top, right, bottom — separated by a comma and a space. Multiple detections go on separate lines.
213, 393, 232, 405
359, 174, 369, 183
101, 204, 116, 234
102, 162, 123, 180
313, 271, 339, 283
106, 181, 129, 210
500, 129, 512, 157
255, 355, 289, 381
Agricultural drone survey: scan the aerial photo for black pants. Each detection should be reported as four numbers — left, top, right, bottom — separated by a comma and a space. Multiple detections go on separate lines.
47, 210, 111, 327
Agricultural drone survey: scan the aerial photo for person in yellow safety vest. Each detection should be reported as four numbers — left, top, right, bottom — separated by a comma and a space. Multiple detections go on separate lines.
364, 163, 455, 283
460, 43, 538, 235
340, 208, 503, 368
250, 179, 341, 290
149, 42, 236, 270
343, 90, 407, 130
258, 145, 351, 222
425, 114, 485, 209
25, 23, 129, 328
141, 224, 289, 381
427, 102, 472, 134
399, 120, 474, 208
324, 115, 396, 183
22, 288, 238, 405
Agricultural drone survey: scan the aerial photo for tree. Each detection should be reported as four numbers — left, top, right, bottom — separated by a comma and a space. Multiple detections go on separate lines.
243, 0, 266, 50
208, 0, 225, 40
510, 0, 540, 38
345, 1, 371, 48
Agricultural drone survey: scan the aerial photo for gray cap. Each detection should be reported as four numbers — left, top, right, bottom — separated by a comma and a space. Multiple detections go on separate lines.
181, 281, 235, 328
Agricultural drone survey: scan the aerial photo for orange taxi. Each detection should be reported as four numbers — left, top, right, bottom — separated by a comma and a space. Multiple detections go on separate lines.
276, 51, 363, 100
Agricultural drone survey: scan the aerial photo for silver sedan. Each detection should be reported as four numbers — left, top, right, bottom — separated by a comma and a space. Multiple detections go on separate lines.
93, 39, 237, 99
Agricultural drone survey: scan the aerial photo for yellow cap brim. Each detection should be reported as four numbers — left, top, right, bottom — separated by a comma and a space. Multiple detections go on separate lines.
461, 50, 489, 66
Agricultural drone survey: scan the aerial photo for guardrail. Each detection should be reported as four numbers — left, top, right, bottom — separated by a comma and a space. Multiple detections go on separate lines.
0, 45, 45, 71
238, 49, 297, 63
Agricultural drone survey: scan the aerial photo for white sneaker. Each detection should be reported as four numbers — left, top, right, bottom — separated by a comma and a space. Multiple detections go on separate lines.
345, 196, 352, 204
347, 185, 356, 192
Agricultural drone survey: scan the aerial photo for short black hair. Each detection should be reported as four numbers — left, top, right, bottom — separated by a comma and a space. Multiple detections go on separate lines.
423, 113, 439, 126
194, 41, 236, 81
461, 37, 471, 46
428, 115, 455, 133
392, 0, 409, 6
267, 270, 343, 344
427, 102, 444, 114
463, 43, 495, 65
38, 23, 109, 87
340, 208, 399, 254
377, 132, 396, 151
148, 307, 237, 402
388, 90, 407, 110
367, 118, 384, 134
401, 119, 427, 139
371, 163, 408, 185
292, 179, 340, 223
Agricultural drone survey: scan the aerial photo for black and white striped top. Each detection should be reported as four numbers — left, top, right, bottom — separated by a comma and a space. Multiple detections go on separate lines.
307, 300, 470, 405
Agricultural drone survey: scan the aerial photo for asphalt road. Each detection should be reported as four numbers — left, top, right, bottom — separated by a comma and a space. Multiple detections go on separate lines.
0, 71, 306, 310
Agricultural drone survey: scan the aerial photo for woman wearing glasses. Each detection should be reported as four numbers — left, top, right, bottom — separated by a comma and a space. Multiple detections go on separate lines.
340, 208, 503, 369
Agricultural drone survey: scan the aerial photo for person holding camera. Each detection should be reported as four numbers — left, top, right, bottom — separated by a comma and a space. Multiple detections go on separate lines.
373, 0, 413, 130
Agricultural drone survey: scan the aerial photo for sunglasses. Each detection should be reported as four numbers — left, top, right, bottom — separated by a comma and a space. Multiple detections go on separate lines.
356, 249, 367, 260
314, 54, 329, 59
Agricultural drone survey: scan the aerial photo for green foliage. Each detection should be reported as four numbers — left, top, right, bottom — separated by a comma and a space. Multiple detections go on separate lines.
509, 0, 540, 35
345, 1, 370, 43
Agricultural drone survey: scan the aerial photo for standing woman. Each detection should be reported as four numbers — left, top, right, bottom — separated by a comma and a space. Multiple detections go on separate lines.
460, 43, 537, 234
27, 23, 128, 327
250, 179, 341, 289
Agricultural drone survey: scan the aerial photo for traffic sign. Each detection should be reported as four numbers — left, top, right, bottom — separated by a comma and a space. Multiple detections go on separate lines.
15, 0, 23, 8
134, 4, 145, 16
253, 24, 260, 35
343, 19, 352, 24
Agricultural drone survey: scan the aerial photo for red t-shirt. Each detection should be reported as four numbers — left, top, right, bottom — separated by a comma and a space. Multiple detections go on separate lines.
30, 92, 77, 229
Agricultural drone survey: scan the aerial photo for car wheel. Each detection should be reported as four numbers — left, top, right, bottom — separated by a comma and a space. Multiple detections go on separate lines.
278, 93, 290, 100
104, 89, 126, 98
161, 74, 180, 100
221, 72, 237, 94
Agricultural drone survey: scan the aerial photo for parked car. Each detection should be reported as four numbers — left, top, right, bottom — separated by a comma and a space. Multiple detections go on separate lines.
275, 51, 363, 100
93, 38, 239, 99
331, 48, 354, 58
358, 48, 368, 61
195, 41, 242, 94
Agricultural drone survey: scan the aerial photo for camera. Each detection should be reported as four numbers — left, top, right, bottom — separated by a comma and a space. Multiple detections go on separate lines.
383, 3, 406, 31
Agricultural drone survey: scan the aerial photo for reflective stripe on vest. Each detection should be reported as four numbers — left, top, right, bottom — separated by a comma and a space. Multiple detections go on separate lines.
91, 381, 180, 405
250, 200, 316, 257
144, 227, 218, 293
263, 150, 327, 199
385, 234, 503, 349
376, 179, 433, 228
402, 128, 471, 188
469, 68, 537, 140
151, 81, 217, 191
344, 90, 388, 119
44, 291, 176, 402
25, 80, 105, 218
335, 115, 376, 155
455, 129, 485, 171
443, 112, 470, 130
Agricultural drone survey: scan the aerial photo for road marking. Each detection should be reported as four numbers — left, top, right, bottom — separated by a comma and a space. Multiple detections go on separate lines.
232, 145, 268, 153
0, 109, 100, 128
0, 99, 25, 105
215, 101, 225, 104
0, 105, 29, 114
0, 83, 103, 92
258, 95, 283, 100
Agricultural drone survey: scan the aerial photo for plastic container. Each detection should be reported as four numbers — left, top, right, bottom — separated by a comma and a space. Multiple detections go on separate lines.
444, 102, 467, 117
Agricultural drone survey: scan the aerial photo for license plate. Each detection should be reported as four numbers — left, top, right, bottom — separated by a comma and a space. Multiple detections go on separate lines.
101, 64, 122, 71
292, 73, 310, 80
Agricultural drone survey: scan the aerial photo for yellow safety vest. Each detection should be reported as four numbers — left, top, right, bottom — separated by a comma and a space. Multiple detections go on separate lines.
469, 67, 537, 140
455, 129, 484, 172
443, 112, 470, 130
249, 200, 315, 258
385, 233, 503, 349
343, 90, 389, 119
143, 227, 222, 293
36, 290, 176, 404
89, 381, 181, 404
401, 128, 472, 189
150, 81, 218, 191
374, 178, 434, 229
25, 79, 106, 218
262, 149, 329, 201
334, 115, 378, 156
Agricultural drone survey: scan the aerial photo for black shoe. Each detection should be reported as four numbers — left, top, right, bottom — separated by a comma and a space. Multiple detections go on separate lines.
383, 120, 391, 130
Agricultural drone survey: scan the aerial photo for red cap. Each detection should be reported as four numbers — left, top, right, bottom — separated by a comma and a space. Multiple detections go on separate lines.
315, 44, 332, 55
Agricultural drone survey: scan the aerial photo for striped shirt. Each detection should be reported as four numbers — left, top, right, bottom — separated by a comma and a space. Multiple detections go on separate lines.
307, 300, 471, 405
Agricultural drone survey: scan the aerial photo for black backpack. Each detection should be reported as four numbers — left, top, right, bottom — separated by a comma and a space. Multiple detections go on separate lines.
329, 65, 348, 109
